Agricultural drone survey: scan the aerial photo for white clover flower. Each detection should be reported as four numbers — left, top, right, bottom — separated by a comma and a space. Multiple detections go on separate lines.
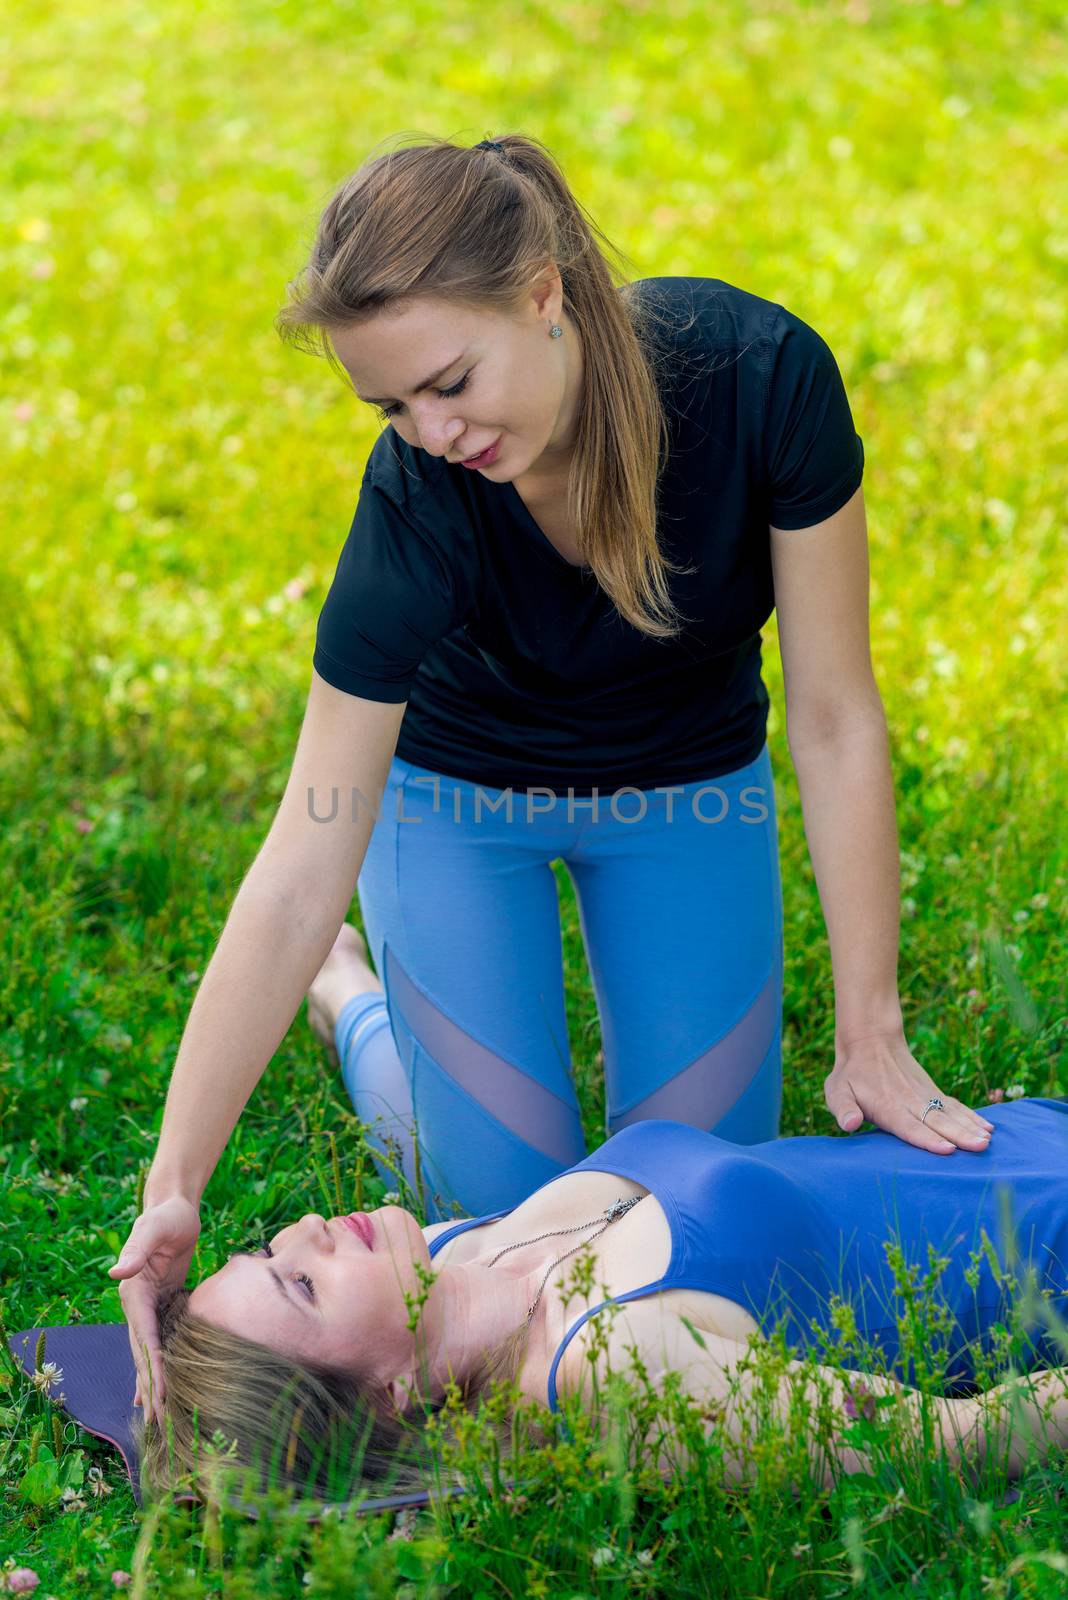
386, 1508, 418, 1543
1004, 1084, 1025, 1100
69, 1097, 88, 1113
592, 1547, 616, 1567
381, 1191, 401, 1205
1030, 893, 1048, 910
635, 1548, 654, 1566
30, 1361, 64, 1395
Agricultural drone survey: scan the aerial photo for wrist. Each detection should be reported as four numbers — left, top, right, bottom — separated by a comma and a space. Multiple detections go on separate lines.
144, 1165, 205, 1210
835, 1004, 905, 1053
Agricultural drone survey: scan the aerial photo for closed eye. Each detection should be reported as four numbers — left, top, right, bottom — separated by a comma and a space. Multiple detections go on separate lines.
377, 371, 471, 420
251, 1240, 315, 1301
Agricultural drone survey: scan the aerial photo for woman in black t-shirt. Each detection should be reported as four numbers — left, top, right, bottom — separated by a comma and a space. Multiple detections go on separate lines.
110, 134, 993, 1421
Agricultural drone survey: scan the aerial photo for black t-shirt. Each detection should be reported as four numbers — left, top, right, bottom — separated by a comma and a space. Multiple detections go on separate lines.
312, 276, 865, 796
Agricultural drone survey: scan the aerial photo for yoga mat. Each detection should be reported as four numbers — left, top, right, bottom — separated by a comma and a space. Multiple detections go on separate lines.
8, 1322, 479, 1515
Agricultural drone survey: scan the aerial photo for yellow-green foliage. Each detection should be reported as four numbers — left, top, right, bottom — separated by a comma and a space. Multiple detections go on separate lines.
1, 0, 1063, 1594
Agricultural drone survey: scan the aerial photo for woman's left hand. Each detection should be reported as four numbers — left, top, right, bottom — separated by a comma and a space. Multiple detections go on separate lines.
824, 1030, 996, 1153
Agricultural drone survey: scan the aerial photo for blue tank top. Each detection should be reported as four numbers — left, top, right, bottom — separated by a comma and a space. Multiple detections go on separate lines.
429, 1099, 1068, 1407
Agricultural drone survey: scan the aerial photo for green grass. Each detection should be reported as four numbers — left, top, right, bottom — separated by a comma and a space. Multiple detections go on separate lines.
2, 0, 1066, 1591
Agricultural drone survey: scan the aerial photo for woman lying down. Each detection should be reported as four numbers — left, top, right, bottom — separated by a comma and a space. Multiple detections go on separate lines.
140, 1096, 1068, 1501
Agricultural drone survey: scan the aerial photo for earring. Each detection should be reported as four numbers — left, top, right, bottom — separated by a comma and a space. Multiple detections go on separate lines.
549, 323, 563, 338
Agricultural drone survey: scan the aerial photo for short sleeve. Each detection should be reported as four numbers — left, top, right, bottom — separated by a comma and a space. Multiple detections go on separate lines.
762, 310, 865, 530
312, 456, 472, 702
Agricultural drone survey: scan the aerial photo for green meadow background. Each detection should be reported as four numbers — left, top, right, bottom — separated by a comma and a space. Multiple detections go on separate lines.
1, 0, 1065, 1592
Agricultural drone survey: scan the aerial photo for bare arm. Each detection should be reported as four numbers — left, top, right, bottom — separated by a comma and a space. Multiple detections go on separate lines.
556, 1301, 1067, 1492
954, 1367, 1068, 1480
111, 669, 406, 1414
143, 671, 406, 1203
769, 486, 992, 1154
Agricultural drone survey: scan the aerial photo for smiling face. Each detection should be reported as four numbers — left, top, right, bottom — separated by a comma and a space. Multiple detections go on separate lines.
187, 1207, 432, 1394
328, 270, 583, 481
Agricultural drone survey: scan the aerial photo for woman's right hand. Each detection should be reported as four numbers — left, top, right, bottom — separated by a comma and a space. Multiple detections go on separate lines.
108, 1195, 201, 1425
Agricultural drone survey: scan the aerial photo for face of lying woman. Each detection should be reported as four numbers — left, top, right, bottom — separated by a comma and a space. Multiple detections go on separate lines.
188, 1206, 431, 1389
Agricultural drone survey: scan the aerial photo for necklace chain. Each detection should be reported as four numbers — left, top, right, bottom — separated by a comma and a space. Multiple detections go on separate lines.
484, 1193, 647, 1326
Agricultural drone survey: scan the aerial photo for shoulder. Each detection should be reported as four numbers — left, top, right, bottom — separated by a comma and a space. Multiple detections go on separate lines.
630, 273, 767, 332
628, 276, 795, 427
637, 274, 826, 349
421, 1218, 481, 1263
637, 277, 848, 397
421, 1217, 494, 1261
359, 426, 446, 513
345, 430, 480, 601
551, 1292, 750, 1407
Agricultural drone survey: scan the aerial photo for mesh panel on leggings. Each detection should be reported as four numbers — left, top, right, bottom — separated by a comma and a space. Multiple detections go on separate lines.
613, 962, 779, 1130
384, 943, 579, 1165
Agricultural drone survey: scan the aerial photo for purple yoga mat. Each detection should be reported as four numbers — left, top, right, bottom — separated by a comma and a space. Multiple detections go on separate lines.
9, 1323, 144, 1503
8, 1322, 478, 1515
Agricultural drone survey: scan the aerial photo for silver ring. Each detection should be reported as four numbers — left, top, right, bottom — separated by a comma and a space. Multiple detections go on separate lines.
919, 1096, 945, 1125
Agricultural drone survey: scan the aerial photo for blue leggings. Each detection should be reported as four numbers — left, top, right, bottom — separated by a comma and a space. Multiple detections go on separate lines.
334, 743, 785, 1221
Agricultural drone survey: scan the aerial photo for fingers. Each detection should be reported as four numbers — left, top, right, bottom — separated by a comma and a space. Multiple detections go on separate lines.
126, 1323, 151, 1417
108, 1248, 145, 1280
109, 1221, 150, 1279
130, 1332, 166, 1426
826, 1051, 999, 1155
108, 1205, 200, 1424
833, 1091, 955, 1153
863, 1101, 989, 1156
825, 1082, 865, 1134
893, 1111, 958, 1155
141, 1336, 166, 1427
916, 1097, 993, 1154
108, 1201, 200, 1284
109, 1210, 166, 1280
118, 1278, 166, 1424
966, 1101, 998, 1136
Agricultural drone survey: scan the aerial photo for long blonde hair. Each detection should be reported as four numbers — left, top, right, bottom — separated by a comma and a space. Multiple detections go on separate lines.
275, 132, 696, 639
137, 1286, 533, 1503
